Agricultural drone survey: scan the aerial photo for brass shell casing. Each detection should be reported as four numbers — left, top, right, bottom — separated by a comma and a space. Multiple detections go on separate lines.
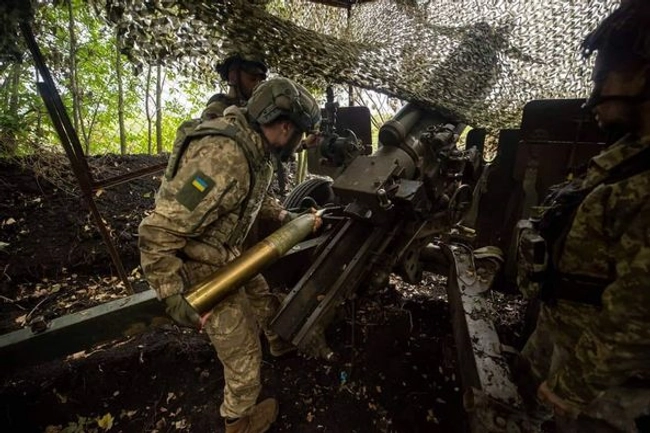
185, 212, 317, 315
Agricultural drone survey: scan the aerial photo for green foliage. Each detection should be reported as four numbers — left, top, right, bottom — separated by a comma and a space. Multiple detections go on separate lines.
0, 0, 212, 156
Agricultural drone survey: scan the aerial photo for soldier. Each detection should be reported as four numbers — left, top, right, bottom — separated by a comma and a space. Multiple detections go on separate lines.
516, 1, 650, 432
201, 50, 268, 121
138, 77, 322, 433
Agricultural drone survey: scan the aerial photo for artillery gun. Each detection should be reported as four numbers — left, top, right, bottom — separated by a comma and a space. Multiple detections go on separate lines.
1, 89, 610, 432
273, 102, 480, 359
267, 95, 610, 433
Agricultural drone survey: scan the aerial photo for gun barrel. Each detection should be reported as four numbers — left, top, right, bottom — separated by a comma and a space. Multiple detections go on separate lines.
378, 103, 423, 147
185, 213, 318, 315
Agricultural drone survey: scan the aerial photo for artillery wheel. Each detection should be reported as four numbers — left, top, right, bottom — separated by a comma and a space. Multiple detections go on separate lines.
283, 177, 335, 210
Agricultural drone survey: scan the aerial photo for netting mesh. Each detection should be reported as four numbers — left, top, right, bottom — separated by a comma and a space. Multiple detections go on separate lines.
93, 0, 618, 129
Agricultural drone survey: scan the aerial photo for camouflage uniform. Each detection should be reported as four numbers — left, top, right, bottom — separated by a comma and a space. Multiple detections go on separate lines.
138, 105, 283, 419
520, 134, 650, 431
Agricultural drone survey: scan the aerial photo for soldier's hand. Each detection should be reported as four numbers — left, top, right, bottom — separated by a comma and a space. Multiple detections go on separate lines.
309, 207, 322, 233
279, 209, 299, 225
279, 207, 322, 232
301, 132, 323, 150
164, 294, 201, 329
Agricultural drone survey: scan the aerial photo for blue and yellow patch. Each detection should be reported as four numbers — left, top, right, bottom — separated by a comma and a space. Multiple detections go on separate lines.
192, 176, 209, 192
176, 170, 215, 211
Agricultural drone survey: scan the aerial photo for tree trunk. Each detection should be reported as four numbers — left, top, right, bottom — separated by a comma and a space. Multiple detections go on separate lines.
66, 0, 81, 138
9, 64, 20, 119
115, 31, 126, 155
1, 63, 21, 155
145, 65, 153, 154
155, 64, 163, 154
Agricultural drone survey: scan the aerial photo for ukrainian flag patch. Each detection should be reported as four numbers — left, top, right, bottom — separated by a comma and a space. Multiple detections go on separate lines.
192, 176, 208, 192
176, 170, 215, 211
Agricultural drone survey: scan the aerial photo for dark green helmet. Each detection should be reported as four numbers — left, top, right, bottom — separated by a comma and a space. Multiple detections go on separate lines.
216, 51, 268, 82
247, 77, 321, 133
582, 0, 650, 68
582, 0, 650, 109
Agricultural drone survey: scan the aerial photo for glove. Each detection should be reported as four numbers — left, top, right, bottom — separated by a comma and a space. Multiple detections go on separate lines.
164, 294, 200, 328
280, 210, 300, 225
280, 197, 320, 225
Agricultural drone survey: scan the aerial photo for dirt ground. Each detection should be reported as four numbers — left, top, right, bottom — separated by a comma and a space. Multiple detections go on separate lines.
0, 154, 528, 433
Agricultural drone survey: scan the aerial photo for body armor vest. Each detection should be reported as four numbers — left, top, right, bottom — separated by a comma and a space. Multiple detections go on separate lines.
166, 117, 273, 249
530, 145, 650, 306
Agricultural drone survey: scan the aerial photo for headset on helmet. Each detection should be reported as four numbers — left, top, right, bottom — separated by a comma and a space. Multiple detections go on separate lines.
247, 77, 321, 133
216, 52, 268, 82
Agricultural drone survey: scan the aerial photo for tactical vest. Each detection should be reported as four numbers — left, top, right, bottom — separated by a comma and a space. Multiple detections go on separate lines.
528, 145, 650, 306
165, 117, 273, 248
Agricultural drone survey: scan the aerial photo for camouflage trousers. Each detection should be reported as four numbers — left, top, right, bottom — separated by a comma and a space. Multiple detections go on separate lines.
202, 273, 282, 419
521, 302, 650, 432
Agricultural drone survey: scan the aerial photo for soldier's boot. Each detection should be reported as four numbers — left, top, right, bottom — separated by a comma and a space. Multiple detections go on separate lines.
225, 398, 279, 433
265, 331, 297, 358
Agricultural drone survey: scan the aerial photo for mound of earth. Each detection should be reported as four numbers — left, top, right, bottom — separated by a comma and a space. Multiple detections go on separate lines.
0, 154, 528, 433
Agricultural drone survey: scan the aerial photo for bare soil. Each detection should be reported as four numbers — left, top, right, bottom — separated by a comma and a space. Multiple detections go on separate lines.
0, 154, 527, 433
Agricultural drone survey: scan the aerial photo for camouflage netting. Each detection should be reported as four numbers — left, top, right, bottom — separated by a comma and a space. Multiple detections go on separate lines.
3, 0, 620, 129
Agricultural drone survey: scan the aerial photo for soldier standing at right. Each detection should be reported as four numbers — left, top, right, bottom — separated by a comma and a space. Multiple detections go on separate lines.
516, 1, 650, 432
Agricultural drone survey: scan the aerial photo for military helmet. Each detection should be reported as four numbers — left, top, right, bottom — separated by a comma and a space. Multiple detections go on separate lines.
247, 77, 321, 133
582, 0, 650, 71
216, 51, 268, 82
581, 0, 650, 108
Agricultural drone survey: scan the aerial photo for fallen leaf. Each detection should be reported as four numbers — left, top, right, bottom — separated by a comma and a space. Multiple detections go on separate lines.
120, 409, 138, 419
95, 189, 105, 198
426, 409, 439, 424
306, 412, 314, 422
4, 218, 16, 225
53, 388, 67, 404
97, 413, 114, 430
15, 315, 27, 326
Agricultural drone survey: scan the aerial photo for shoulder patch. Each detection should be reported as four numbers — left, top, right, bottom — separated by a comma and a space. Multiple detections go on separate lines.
176, 170, 216, 211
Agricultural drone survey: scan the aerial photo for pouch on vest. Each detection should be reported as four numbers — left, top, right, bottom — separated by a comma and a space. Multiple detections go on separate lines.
515, 219, 548, 299
526, 143, 650, 306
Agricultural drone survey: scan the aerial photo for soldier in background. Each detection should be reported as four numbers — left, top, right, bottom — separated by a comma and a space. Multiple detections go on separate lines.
139, 77, 322, 433
200, 50, 268, 121
173, 49, 297, 243
515, 1, 650, 431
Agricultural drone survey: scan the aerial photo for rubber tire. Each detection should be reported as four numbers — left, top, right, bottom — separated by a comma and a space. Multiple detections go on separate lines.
283, 178, 335, 210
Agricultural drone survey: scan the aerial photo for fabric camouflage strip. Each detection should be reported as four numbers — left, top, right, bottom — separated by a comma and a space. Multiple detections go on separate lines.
78, 0, 620, 129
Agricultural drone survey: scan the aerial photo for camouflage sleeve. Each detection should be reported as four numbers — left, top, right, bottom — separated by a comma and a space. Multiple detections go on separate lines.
257, 192, 284, 222
548, 203, 650, 405
138, 135, 250, 298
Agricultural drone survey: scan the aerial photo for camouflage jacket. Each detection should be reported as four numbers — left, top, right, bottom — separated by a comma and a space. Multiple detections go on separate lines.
545, 134, 650, 404
138, 106, 282, 299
